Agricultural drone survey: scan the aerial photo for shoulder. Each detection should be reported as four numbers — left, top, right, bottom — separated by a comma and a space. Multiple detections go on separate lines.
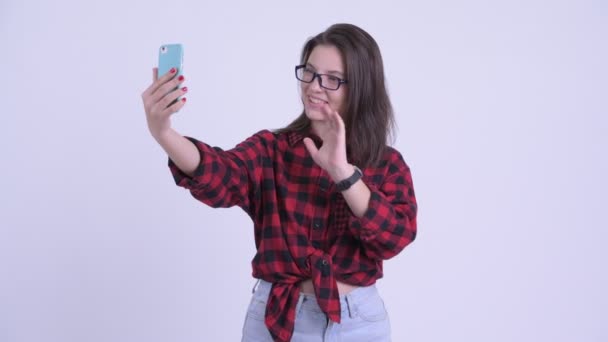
247, 129, 290, 143
379, 146, 410, 171
237, 129, 277, 148
249, 129, 301, 148
360, 146, 415, 198
234, 130, 294, 157
362, 146, 412, 184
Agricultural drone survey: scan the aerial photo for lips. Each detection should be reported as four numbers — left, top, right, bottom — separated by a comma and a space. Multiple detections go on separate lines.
309, 96, 327, 104
307, 96, 328, 109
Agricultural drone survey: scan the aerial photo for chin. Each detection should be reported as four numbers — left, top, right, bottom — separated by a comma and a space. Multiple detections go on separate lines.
304, 108, 324, 121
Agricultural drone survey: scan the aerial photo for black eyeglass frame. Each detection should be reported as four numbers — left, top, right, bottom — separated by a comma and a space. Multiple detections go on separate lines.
294, 65, 348, 91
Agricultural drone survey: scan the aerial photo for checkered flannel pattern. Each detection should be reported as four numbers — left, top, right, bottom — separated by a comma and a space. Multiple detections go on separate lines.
169, 130, 417, 342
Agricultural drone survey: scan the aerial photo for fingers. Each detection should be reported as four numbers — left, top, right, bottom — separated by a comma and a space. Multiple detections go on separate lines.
157, 67, 178, 83
163, 95, 187, 115
152, 74, 185, 102
321, 102, 345, 132
332, 109, 345, 131
143, 74, 186, 111
320, 101, 334, 119
158, 86, 188, 114
143, 67, 179, 98
303, 137, 319, 160
141, 64, 188, 122
321, 102, 338, 119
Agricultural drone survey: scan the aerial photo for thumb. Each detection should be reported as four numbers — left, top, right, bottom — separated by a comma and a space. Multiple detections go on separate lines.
303, 137, 319, 160
152, 67, 158, 82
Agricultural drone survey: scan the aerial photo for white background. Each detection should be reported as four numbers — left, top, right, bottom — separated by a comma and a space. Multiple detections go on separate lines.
1, 0, 607, 341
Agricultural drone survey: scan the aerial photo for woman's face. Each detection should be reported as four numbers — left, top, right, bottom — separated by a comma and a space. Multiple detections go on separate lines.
300, 44, 348, 122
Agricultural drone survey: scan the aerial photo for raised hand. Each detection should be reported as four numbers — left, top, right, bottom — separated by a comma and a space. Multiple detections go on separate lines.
303, 103, 354, 181
141, 67, 188, 139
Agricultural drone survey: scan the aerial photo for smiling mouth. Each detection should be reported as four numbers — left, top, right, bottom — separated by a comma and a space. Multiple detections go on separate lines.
308, 96, 328, 105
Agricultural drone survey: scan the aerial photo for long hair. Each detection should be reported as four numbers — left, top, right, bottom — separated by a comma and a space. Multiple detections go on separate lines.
275, 23, 395, 168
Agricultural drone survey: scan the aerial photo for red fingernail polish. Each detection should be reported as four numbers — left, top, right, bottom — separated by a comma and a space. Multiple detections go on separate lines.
182, 87, 188, 92
181, 97, 187, 102
178, 75, 184, 81
170, 67, 176, 73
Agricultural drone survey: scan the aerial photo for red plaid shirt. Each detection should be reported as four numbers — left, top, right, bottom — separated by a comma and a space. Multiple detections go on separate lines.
169, 129, 417, 341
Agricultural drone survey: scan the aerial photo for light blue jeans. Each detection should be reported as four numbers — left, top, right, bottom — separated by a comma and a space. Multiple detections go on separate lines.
241, 279, 391, 341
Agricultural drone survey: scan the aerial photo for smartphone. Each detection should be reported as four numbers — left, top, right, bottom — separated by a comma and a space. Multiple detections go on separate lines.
158, 44, 184, 106
158, 43, 183, 77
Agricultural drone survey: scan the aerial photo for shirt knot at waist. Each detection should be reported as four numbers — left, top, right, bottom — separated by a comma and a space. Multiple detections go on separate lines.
263, 250, 340, 342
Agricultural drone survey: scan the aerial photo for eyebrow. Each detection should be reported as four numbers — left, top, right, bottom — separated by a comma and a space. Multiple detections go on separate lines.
306, 62, 345, 77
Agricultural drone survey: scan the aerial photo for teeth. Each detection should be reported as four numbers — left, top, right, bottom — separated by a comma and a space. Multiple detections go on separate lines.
309, 97, 325, 104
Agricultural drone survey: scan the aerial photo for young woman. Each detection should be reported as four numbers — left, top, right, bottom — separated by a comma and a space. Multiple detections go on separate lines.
142, 23, 417, 342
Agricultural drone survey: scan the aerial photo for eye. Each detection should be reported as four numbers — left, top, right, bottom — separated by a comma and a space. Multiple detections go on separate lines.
327, 75, 340, 83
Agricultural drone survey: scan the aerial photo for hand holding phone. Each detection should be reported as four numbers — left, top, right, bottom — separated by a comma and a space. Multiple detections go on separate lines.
141, 44, 187, 139
158, 44, 184, 106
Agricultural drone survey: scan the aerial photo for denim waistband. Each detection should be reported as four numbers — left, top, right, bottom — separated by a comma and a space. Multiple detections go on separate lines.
254, 279, 380, 317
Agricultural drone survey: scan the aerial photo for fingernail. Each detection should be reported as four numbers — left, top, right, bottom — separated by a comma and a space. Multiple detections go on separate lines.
178, 75, 184, 81
170, 67, 176, 73
181, 97, 187, 102
181, 87, 188, 92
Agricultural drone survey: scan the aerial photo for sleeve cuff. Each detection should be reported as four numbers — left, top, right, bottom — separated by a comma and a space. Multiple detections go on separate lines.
167, 136, 212, 190
348, 190, 388, 241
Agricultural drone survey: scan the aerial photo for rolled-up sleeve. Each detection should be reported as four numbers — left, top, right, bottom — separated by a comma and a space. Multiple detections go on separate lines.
168, 130, 272, 211
348, 153, 417, 260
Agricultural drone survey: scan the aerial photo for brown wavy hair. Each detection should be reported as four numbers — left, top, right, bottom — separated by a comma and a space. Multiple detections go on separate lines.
275, 23, 395, 168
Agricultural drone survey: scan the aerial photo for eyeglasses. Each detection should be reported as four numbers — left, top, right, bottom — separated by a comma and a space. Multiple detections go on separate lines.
295, 65, 347, 91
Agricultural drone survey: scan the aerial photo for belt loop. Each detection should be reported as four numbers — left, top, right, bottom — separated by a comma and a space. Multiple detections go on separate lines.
251, 279, 260, 294
345, 294, 356, 319
295, 293, 305, 316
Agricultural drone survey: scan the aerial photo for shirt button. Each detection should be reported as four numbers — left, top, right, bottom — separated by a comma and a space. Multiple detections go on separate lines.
313, 222, 321, 229
322, 259, 328, 266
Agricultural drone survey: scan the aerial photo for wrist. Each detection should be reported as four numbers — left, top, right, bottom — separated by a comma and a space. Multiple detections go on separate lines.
334, 165, 363, 192
152, 127, 173, 143
330, 164, 356, 183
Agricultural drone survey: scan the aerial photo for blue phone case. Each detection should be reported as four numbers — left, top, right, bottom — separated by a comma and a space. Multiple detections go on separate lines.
158, 44, 184, 106
158, 44, 183, 78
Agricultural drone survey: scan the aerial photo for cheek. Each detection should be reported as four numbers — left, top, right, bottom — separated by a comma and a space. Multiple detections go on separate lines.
329, 91, 347, 112
299, 83, 309, 100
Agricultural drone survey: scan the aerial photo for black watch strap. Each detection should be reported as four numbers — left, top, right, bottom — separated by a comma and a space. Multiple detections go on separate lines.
335, 166, 362, 192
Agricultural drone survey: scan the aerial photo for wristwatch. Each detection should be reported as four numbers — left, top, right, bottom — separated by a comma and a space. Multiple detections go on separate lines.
335, 166, 363, 192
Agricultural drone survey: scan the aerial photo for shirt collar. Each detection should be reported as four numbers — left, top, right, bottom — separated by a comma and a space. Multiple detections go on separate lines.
286, 130, 322, 147
287, 131, 305, 146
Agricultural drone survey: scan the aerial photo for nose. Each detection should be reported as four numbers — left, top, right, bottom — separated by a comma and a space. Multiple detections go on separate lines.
308, 74, 324, 91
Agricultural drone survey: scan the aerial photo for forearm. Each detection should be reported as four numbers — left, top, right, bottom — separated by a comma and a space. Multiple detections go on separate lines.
341, 179, 371, 217
331, 162, 417, 259
331, 164, 370, 217
346, 180, 417, 260
155, 129, 200, 176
